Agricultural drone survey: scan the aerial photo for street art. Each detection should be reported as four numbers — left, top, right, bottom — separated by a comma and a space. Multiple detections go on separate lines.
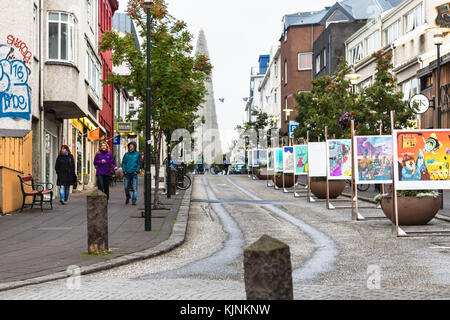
294, 145, 308, 175
354, 136, 393, 184
327, 139, 352, 180
6, 35, 32, 65
0, 45, 31, 120
393, 129, 450, 190
308, 142, 327, 177
267, 148, 274, 170
275, 148, 283, 172
283, 146, 294, 173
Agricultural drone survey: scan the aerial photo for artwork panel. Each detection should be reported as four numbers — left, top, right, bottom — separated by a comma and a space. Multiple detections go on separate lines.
294, 145, 308, 175
283, 146, 295, 173
275, 148, 284, 172
308, 142, 327, 177
354, 135, 393, 184
327, 139, 352, 180
393, 129, 450, 190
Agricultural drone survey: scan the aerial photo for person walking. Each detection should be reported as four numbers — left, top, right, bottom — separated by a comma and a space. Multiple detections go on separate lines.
55, 145, 76, 205
122, 141, 140, 205
94, 141, 117, 200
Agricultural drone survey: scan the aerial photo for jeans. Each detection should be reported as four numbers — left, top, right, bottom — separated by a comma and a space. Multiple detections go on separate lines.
97, 175, 110, 200
124, 173, 138, 203
59, 185, 70, 202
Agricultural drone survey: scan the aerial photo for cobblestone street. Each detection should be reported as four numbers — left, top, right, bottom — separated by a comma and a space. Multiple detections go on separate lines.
1, 175, 450, 300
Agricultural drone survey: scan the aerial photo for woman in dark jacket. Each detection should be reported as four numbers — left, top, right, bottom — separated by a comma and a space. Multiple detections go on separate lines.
55, 145, 76, 205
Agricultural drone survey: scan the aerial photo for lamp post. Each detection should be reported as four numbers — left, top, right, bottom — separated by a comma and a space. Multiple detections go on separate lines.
345, 73, 361, 94
425, 27, 450, 209
144, 1, 153, 231
283, 108, 293, 146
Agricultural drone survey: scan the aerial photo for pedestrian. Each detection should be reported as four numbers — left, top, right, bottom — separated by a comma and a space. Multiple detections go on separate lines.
94, 141, 117, 200
225, 154, 231, 175
139, 152, 145, 175
122, 141, 141, 205
55, 145, 76, 205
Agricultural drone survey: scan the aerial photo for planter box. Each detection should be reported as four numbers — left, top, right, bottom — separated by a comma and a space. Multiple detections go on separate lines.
380, 196, 442, 225
310, 180, 346, 199
274, 174, 298, 188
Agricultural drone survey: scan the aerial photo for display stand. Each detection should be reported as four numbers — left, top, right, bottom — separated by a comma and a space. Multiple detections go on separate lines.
307, 137, 327, 203
294, 133, 309, 198
390, 111, 450, 237
267, 148, 275, 187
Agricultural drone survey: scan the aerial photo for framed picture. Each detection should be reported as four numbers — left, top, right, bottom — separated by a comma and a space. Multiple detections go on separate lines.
258, 149, 268, 166
267, 148, 274, 170
283, 146, 295, 173
294, 145, 308, 175
393, 129, 450, 190
354, 135, 393, 184
327, 139, 352, 180
307, 142, 327, 177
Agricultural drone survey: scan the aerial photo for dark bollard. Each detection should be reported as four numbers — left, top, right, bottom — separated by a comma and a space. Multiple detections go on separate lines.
244, 235, 293, 300
87, 189, 108, 254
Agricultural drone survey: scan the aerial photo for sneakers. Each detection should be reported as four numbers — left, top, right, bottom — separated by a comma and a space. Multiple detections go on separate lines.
126, 198, 130, 205
60, 200, 66, 205
132, 202, 136, 205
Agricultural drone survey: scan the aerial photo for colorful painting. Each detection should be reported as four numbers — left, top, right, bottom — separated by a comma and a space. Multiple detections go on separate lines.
354, 136, 393, 184
308, 142, 327, 177
393, 129, 450, 190
327, 139, 352, 180
267, 148, 274, 170
283, 146, 295, 173
294, 145, 308, 175
275, 148, 283, 172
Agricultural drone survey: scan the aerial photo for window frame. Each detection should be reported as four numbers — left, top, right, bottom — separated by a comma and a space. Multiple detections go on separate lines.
298, 52, 313, 71
47, 11, 77, 63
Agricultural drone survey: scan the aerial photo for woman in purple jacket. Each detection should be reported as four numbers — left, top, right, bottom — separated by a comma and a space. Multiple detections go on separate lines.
94, 141, 117, 200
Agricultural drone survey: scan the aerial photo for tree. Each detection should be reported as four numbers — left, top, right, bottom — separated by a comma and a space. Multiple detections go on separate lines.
100, 0, 212, 208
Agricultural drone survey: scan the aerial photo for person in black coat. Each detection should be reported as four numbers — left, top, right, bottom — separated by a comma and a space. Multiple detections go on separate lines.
55, 145, 76, 205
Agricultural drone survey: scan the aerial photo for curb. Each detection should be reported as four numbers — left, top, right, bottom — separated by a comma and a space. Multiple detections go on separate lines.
0, 182, 193, 293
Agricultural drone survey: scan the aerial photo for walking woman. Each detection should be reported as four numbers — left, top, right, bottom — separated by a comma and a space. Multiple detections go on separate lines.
55, 145, 76, 205
94, 141, 117, 200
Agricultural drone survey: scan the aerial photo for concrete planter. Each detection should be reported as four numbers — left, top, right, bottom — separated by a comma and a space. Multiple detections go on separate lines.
380, 196, 442, 225
310, 180, 346, 199
274, 174, 298, 188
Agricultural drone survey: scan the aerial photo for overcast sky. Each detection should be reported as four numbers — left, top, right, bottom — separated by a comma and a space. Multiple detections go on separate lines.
117, 0, 338, 152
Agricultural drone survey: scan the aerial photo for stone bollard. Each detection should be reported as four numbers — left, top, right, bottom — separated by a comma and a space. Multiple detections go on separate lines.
244, 235, 293, 300
87, 189, 108, 254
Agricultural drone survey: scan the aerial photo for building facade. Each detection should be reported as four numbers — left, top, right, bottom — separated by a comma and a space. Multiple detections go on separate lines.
245, 55, 269, 123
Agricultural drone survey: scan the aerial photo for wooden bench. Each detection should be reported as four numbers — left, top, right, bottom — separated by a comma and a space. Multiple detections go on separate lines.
17, 175, 54, 211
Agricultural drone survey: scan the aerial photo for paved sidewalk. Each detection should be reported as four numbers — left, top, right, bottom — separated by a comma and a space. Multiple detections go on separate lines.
0, 176, 190, 286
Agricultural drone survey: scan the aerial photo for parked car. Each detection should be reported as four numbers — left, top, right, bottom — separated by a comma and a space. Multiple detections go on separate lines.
230, 163, 247, 174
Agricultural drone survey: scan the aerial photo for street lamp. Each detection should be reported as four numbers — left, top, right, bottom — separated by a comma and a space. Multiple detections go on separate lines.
425, 27, 450, 209
144, 0, 153, 231
283, 108, 293, 146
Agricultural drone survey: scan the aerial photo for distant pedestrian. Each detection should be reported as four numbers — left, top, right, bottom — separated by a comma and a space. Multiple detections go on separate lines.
55, 145, 76, 205
122, 141, 140, 205
94, 141, 117, 200
225, 154, 231, 175
139, 152, 145, 175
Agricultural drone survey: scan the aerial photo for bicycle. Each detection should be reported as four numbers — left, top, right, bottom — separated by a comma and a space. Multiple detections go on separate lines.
175, 164, 191, 190
345, 179, 370, 192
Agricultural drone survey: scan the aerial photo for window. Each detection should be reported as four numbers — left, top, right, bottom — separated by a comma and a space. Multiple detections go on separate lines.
48, 12, 76, 62
405, 4, 423, 33
349, 42, 363, 64
323, 48, 327, 68
402, 78, 419, 101
284, 60, 287, 85
87, 0, 97, 30
385, 20, 400, 45
274, 61, 278, 77
86, 41, 102, 99
359, 77, 372, 90
365, 31, 379, 56
298, 52, 312, 70
315, 54, 321, 74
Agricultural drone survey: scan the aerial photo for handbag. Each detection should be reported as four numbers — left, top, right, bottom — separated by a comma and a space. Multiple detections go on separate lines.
72, 173, 78, 189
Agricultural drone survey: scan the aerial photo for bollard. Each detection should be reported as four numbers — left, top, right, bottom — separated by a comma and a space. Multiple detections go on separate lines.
86, 189, 108, 254
244, 235, 293, 300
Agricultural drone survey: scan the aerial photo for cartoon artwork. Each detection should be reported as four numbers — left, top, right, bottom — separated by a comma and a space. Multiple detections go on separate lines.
327, 139, 352, 180
283, 146, 294, 173
394, 130, 450, 190
354, 136, 393, 184
294, 145, 308, 175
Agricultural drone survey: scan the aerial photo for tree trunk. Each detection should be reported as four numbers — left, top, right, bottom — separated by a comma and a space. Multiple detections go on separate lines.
152, 131, 162, 209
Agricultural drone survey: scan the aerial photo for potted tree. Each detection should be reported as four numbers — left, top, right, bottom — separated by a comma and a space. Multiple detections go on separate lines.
375, 190, 442, 225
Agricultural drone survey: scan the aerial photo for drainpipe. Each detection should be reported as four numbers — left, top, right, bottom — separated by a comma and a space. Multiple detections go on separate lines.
39, 0, 45, 182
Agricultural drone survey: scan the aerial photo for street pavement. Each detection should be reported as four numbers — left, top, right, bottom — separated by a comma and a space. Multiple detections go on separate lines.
1, 174, 450, 300
0, 176, 186, 285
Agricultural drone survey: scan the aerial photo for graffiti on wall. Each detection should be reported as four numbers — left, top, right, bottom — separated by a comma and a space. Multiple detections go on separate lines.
6, 35, 33, 65
0, 42, 31, 121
